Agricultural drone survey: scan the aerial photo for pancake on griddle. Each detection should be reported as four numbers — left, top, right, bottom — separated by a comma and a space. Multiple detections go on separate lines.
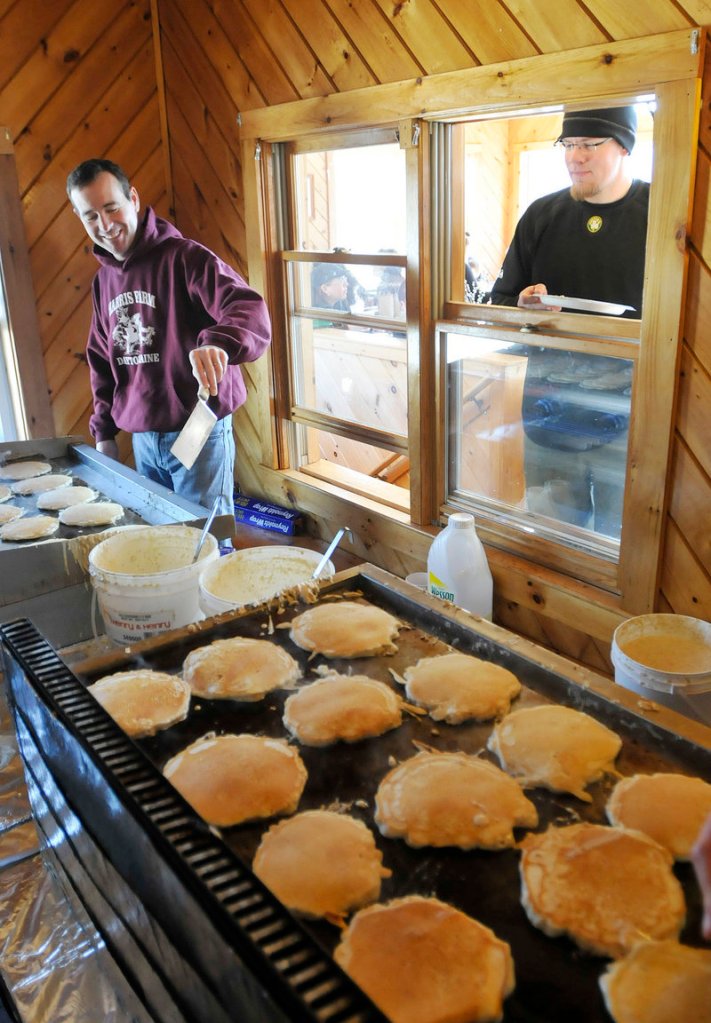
0, 514, 59, 541
333, 895, 515, 1023
163, 734, 307, 827
289, 601, 401, 658
375, 751, 538, 850
0, 505, 24, 525
283, 673, 402, 746
600, 939, 711, 1023
400, 651, 521, 723
88, 669, 190, 738
10, 473, 71, 495
519, 823, 685, 959
37, 485, 98, 510
253, 810, 390, 919
487, 704, 622, 801
0, 460, 51, 480
59, 501, 125, 526
0, 485, 11, 502
182, 636, 301, 701
606, 772, 711, 860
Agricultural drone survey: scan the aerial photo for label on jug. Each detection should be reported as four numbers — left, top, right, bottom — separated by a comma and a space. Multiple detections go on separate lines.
428, 571, 454, 602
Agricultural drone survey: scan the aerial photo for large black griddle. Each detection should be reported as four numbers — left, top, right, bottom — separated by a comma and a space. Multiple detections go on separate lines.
2, 565, 711, 1023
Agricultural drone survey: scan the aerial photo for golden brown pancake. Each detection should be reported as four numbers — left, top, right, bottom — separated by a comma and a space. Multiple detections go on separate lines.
182, 637, 301, 701
0, 505, 24, 525
163, 734, 307, 827
0, 460, 51, 480
375, 751, 538, 850
606, 772, 711, 860
37, 485, 98, 510
487, 704, 621, 801
401, 651, 521, 723
88, 669, 191, 738
0, 514, 59, 541
289, 601, 400, 658
519, 823, 686, 959
253, 810, 390, 918
10, 473, 72, 495
59, 501, 125, 526
333, 896, 515, 1023
283, 673, 402, 746
600, 939, 711, 1023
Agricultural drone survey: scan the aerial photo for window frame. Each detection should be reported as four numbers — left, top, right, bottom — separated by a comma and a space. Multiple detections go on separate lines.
240, 29, 703, 614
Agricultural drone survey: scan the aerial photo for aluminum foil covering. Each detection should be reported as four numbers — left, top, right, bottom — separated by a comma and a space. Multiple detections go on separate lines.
0, 676, 150, 1023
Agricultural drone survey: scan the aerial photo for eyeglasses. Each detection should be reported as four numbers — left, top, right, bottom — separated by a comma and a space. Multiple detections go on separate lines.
555, 138, 612, 153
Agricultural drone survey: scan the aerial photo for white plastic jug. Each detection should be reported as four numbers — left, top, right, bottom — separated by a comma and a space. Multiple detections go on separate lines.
427, 512, 493, 620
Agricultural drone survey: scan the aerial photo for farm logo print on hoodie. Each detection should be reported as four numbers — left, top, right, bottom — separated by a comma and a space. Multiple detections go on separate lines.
109, 290, 158, 365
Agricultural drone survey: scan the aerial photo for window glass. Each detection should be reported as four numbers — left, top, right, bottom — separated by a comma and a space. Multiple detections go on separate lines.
0, 268, 21, 441
445, 330, 634, 545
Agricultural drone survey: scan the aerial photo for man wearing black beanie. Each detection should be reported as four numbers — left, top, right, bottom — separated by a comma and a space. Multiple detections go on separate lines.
490, 105, 649, 540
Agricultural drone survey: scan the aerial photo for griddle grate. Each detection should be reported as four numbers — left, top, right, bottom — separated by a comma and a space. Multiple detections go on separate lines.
0, 618, 385, 1023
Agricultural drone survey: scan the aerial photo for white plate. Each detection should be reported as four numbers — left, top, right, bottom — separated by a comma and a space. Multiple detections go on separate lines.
537, 294, 635, 315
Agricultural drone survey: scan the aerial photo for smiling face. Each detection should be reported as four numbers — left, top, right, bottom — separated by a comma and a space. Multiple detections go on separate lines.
70, 170, 140, 260
564, 138, 632, 204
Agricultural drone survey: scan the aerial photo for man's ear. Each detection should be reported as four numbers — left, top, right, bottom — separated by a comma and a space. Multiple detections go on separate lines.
130, 185, 140, 212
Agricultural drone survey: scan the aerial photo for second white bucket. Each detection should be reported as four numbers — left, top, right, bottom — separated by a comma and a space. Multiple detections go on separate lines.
89, 524, 219, 644
200, 545, 334, 616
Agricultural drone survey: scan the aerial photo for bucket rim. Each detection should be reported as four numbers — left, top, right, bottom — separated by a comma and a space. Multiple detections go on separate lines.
89, 525, 218, 579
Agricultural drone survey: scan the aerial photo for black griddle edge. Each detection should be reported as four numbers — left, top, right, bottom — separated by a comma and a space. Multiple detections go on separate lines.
0, 617, 387, 1023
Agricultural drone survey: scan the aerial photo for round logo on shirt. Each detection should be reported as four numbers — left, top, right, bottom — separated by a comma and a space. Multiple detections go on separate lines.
586, 215, 603, 234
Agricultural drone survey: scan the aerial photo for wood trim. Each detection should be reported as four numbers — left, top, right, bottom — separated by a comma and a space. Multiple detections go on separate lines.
239, 29, 703, 141
150, 0, 174, 214
0, 133, 54, 438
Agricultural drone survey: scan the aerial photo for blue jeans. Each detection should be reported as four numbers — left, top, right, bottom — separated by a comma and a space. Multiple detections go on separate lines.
132, 416, 236, 516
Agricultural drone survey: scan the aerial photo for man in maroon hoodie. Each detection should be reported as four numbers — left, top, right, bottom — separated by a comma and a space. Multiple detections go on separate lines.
67, 158, 271, 515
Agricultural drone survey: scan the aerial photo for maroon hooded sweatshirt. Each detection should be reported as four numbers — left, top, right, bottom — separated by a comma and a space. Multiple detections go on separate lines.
85, 208, 271, 442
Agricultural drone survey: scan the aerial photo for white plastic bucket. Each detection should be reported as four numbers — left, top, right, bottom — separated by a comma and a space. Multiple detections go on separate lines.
199, 545, 334, 617
89, 525, 219, 644
611, 613, 711, 725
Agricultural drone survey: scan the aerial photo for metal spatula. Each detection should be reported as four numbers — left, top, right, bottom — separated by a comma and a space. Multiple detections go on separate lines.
170, 385, 218, 470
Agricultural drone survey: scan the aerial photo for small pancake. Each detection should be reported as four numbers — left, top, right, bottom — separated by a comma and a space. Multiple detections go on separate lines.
333, 896, 515, 1023
182, 636, 301, 701
519, 823, 686, 959
289, 601, 400, 658
59, 501, 125, 527
487, 704, 621, 801
0, 460, 51, 481
0, 514, 59, 541
88, 669, 190, 738
253, 810, 390, 918
11, 473, 72, 495
600, 940, 711, 1023
375, 751, 538, 850
606, 772, 711, 860
163, 734, 307, 827
283, 673, 402, 746
37, 485, 98, 510
401, 651, 521, 723
0, 505, 24, 525
0, 484, 11, 502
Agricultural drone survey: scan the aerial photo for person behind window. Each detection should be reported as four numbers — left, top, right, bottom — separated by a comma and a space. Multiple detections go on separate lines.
311, 262, 351, 313
66, 158, 271, 517
490, 106, 649, 539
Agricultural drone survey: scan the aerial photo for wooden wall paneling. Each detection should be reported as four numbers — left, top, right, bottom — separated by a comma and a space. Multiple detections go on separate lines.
493, 599, 614, 674
579, 0, 692, 37
0, 0, 130, 138
431, 0, 539, 63
0, 1, 65, 95
667, 437, 711, 577
43, 298, 94, 398
676, 343, 711, 477
690, 145, 711, 264
11, 2, 152, 192
158, 0, 267, 114
239, 0, 336, 98
683, 252, 711, 374
320, 0, 425, 82
660, 517, 711, 617
278, 0, 376, 92
369, 0, 476, 75
200, 0, 300, 106
500, 0, 607, 52
51, 357, 92, 437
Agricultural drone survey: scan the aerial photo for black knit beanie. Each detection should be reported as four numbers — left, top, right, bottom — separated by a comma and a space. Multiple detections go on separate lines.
558, 106, 637, 153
